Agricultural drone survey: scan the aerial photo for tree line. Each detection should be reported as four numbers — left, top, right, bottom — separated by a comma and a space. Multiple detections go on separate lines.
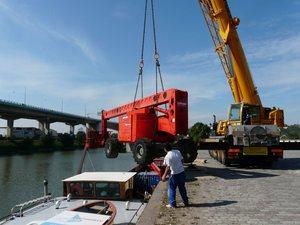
189, 122, 300, 141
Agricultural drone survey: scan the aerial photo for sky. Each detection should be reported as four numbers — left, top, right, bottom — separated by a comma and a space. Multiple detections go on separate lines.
0, 0, 299, 133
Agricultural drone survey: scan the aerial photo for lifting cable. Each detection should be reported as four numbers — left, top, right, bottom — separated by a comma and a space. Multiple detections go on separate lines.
150, 0, 164, 94
134, 0, 148, 101
87, 150, 96, 172
134, 0, 165, 102
77, 146, 96, 174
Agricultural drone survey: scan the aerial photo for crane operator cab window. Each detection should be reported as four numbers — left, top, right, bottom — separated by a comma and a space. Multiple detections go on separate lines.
242, 107, 251, 125
229, 104, 241, 121
241, 105, 260, 125
229, 104, 260, 125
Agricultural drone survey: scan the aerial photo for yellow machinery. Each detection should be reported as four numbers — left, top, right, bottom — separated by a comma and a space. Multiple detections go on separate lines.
198, 0, 284, 165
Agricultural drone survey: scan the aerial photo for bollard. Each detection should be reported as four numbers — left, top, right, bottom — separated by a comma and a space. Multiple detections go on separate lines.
43, 179, 48, 197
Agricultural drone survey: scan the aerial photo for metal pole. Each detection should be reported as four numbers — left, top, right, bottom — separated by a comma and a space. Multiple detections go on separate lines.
77, 147, 88, 174
43, 179, 48, 196
24, 87, 27, 104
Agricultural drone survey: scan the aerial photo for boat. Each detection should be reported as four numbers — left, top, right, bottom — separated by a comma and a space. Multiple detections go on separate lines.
71, 200, 116, 224
0, 163, 164, 225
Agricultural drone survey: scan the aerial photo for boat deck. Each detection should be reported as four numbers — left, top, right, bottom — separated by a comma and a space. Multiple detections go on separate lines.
1, 198, 146, 225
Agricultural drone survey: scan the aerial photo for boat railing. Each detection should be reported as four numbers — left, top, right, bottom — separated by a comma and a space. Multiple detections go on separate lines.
10, 195, 52, 218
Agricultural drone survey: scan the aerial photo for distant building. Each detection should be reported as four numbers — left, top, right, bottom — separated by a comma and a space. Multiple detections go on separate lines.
12, 127, 43, 138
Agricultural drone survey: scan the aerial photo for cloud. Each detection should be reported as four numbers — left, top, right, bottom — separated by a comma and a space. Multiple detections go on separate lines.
166, 31, 300, 92
162, 31, 300, 124
0, 0, 104, 65
166, 50, 218, 71
112, 4, 131, 20
246, 34, 300, 62
244, 33, 300, 91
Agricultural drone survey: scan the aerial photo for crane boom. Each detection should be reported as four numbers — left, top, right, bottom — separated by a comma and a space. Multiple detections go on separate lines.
198, 0, 261, 106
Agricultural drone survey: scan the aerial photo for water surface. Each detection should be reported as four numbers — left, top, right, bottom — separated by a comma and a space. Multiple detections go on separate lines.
0, 149, 136, 218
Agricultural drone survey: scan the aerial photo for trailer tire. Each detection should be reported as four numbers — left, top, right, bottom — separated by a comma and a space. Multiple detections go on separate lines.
105, 139, 119, 158
220, 150, 231, 166
132, 139, 154, 165
178, 139, 198, 163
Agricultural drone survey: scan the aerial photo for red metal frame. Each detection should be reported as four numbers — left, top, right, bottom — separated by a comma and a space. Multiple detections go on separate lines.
85, 88, 188, 148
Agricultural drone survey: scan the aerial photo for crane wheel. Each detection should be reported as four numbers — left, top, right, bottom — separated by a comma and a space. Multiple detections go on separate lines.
177, 139, 198, 163
220, 150, 231, 166
132, 139, 154, 165
105, 139, 119, 158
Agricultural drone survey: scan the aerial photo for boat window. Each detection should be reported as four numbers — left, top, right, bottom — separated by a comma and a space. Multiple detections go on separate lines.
70, 182, 83, 197
95, 182, 120, 198
82, 182, 94, 196
129, 178, 133, 189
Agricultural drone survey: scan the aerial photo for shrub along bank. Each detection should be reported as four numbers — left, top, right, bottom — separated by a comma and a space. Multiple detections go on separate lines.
0, 132, 86, 155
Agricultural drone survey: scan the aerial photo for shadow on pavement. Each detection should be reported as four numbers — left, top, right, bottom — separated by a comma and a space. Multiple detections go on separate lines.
187, 200, 237, 208
272, 158, 300, 170
115, 223, 135, 225
185, 166, 278, 180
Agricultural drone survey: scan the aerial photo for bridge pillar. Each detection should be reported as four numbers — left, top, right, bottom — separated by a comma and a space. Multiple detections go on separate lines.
86, 123, 91, 133
44, 122, 50, 135
38, 121, 45, 133
6, 118, 14, 138
38, 121, 50, 135
70, 124, 75, 135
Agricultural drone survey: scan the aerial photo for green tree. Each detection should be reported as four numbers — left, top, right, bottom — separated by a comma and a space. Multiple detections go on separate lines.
40, 135, 55, 149
281, 124, 300, 140
58, 133, 75, 149
75, 131, 86, 148
189, 122, 211, 142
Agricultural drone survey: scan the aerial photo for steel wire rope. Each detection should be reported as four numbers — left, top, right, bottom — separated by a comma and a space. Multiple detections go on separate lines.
133, 0, 165, 110
150, 0, 165, 94
87, 150, 96, 172
134, 0, 148, 102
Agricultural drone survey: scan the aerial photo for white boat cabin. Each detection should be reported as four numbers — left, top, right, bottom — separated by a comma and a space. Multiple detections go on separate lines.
62, 172, 136, 200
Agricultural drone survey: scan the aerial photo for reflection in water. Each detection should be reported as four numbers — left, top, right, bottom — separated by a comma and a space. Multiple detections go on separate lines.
3, 155, 12, 184
0, 149, 136, 218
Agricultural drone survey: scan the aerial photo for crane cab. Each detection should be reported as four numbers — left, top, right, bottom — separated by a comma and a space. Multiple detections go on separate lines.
228, 103, 261, 126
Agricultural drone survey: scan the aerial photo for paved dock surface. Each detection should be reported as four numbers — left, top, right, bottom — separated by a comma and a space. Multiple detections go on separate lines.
154, 150, 300, 225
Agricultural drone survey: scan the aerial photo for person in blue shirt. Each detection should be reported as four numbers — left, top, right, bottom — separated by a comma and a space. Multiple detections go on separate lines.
162, 143, 189, 208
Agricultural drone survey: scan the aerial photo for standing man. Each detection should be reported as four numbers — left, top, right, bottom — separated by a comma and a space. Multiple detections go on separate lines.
162, 143, 189, 208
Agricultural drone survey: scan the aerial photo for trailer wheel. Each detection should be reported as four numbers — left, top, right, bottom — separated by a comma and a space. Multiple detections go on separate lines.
209, 150, 217, 159
220, 150, 231, 166
132, 139, 154, 165
105, 139, 119, 158
178, 139, 198, 163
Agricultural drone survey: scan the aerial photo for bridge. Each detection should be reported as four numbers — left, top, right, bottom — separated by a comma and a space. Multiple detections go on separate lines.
0, 99, 118, 137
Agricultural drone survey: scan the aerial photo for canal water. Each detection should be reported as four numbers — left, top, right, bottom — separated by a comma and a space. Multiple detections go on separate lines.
0, 149, 136, 218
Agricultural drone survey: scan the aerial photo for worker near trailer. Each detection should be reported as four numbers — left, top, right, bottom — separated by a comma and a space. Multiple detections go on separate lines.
162, 143, 189, 208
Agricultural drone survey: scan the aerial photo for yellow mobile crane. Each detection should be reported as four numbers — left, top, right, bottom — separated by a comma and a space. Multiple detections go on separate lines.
198, 0, 285, 165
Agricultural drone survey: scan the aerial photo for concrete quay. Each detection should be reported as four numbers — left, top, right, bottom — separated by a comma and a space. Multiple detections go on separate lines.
138, 150, 300, 225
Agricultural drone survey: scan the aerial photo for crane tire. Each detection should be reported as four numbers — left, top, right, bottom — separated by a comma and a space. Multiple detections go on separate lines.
132, 139, 154, 165
105, 139, 119, 158
220, 150, 231, 166
177, 139, 198, 163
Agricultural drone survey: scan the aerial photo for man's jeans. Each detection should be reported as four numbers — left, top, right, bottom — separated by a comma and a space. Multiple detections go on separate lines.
168, 171, 188, 207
